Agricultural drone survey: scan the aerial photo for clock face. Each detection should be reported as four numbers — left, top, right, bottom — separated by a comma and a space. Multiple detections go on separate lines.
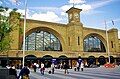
74, 13, 79, 18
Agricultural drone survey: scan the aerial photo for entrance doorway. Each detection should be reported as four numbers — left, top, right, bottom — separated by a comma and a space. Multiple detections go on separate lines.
42, 55, 53, 68
25, 55, 37, 67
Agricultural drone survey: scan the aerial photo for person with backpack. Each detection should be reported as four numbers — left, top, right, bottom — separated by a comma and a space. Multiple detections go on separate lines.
17, 64, 30, 79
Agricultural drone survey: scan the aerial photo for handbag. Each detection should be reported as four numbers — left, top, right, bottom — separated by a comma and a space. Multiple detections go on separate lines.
22, 75, 29, 79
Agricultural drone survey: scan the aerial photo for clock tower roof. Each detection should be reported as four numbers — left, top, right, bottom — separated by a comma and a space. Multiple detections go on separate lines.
66, 7, 82, 24
66, 7, 82, 13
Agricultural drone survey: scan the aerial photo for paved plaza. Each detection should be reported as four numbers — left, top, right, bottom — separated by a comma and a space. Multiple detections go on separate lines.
17, 66, 120, 79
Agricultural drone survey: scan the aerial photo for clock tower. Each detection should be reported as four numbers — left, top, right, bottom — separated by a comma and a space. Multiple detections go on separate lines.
66, 7, 83, 52
66, 7, 82, 24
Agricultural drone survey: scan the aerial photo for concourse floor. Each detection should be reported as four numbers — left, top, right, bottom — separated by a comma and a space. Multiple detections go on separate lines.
17, 66, 120, 79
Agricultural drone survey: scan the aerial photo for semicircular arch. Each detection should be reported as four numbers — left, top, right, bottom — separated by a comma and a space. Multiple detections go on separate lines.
25, 27, 65, 51
25, 54, 37, 60
83, 33, 106, 52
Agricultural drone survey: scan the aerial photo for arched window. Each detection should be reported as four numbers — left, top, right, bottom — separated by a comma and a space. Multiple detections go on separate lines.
84, 35, 106, 52
24, 30, 62, 51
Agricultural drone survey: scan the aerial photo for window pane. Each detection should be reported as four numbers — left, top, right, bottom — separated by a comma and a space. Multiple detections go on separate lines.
24, 30, 62, 51
84, 35, 106, 52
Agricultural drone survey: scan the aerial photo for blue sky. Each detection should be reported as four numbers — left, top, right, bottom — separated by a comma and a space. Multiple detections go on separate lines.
0, 0, 120, 38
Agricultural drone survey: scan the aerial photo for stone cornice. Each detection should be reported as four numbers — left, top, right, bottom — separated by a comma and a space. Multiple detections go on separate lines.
83, 26, 106, 32
20, 18, 67, 27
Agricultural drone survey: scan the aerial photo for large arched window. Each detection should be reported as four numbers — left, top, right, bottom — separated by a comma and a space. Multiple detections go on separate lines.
25, 30, 62, 51
84, 35, 106, 52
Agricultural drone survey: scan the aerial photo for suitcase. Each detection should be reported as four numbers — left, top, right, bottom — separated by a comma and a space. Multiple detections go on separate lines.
48, 70, 51, 74
74, 68, 76, 71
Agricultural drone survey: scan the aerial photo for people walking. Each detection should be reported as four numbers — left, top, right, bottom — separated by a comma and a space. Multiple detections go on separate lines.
9, 65, 17, 79
33, 63, 37, 72
40, 63, 45, 75
60, 63, 63, 69
76, 62, 80, 71
64, 62, 69, 75
80, 61, 84, 71
6, 64, 11, 69
17, 64, 30, 79
36, 63, 39, 69
51, 63, 55, 74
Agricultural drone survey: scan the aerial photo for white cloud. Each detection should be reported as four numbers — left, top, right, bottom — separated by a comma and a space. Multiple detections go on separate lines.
9, 0, 18, 3
62, 0, 114, 13
90, 0, 113, 10
6, 9, 13, 16
10, 8, 62, 23
9, 0, 21, 5
61, 12, 67, 16
61, 0, 113, 12
17, 9, 25, 15
60, 5, 72, 11
76, 4, 92, 11
69, 0, 86, 4
29, 7, 59, 11
17, 9, 31, 19
28, 11, 62, 23
60, 4, 91, 12
0, 9, 12, 16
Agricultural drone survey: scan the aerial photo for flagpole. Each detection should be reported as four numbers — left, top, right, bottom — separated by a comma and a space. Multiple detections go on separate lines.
73, 0, 75, 7
112, 20, 115, 28
105, 20, 110, 63
23, 0, 27, 67
112, 20, 116, 53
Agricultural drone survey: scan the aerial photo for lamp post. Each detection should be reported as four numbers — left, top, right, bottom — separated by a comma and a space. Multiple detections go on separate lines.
22, 0, 27, 67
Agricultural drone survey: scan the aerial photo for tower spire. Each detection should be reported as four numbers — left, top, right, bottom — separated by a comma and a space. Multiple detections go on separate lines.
73, 0, 75, 7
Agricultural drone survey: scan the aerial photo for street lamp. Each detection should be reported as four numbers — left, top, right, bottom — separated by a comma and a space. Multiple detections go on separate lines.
22, 0, 27, 67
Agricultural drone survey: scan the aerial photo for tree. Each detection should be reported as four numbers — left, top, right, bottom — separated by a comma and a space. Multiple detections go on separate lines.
0, 6, 20, 67
0, 6, 11, 54
0, 6, 18, 54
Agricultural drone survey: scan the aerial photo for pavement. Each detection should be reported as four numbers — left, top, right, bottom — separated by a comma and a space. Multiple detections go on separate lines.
17, 66, 120, 79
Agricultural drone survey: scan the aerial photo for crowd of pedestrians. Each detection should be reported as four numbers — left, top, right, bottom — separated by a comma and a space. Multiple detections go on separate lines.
6, 63, 30, 79
6, 60, 84, 79
75, 61, 84, 71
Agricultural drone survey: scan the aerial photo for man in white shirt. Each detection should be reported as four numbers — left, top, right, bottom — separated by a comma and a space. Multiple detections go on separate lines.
40, 63, 45, 75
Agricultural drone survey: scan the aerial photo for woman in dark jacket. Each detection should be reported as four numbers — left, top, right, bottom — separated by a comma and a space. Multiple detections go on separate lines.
9, 66, 17, 78
64, 63, 69, 75
18, 66, 30, 79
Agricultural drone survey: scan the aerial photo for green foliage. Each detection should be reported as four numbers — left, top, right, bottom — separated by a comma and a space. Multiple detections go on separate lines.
0, 35, 11, 53
0, 6, 20, 53
0, 6, 11, 53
